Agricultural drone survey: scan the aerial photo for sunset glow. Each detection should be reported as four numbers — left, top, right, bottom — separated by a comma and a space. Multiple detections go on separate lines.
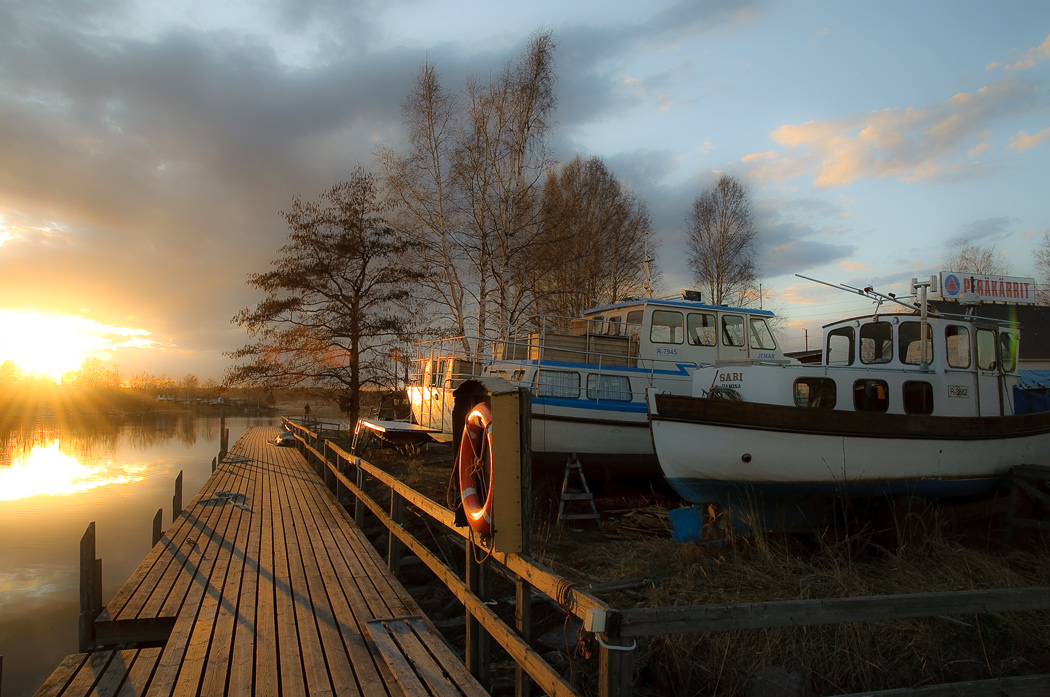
0, 440, 148, 501
0, 310, 154, 382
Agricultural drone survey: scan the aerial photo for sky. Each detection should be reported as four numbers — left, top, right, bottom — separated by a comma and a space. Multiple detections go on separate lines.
1, 0, 1049, 380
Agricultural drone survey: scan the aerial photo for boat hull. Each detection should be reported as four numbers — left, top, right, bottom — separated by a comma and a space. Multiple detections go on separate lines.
649, 393, 1050, 503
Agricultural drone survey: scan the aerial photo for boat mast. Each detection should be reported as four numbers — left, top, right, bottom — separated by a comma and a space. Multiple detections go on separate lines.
642, 231, 654, 298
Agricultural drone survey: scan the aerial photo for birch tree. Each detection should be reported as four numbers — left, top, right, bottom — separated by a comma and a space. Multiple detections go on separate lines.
686, 174, 759, 306
377, 62, 470, 349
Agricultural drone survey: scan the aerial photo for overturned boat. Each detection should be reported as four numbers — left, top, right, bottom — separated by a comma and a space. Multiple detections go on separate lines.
647, 277, 1050, 507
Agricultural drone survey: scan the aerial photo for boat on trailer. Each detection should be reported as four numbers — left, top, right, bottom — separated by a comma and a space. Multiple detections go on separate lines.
407, 293, 788, 478
647, 276, 1050, 511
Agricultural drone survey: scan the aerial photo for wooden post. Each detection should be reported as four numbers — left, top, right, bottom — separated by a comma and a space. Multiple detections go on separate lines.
515, 388, 533, 697
354, 460, 365, 527
172, 470, 183, 521
598, 638, 634, 697
219, 412, 227, 461
211, 456, 217, 473
78, 522, 102, 651
465, 541, 490, 688
152, 509, 163, 547
388, 491, 404, 579
323, 441, 333, 489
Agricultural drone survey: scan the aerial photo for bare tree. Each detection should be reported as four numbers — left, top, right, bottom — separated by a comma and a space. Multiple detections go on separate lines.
537, 155, 653, 317
455, 30, 557, 341
686, 174, 759, 306
942, 240, 1011, 276
228, 168, 419, 424
1035, 232, 1050, 305
377, 62, 470, 348
380, 32, 557, 350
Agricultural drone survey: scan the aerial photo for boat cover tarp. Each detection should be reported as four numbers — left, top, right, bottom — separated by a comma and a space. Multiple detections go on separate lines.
1014, 384, 1050, 414
1018, 369, 1050, 390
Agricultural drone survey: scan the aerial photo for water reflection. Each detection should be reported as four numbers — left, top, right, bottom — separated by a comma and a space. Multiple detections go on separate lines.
0, 440, 150, 501
0, 413, 280, 697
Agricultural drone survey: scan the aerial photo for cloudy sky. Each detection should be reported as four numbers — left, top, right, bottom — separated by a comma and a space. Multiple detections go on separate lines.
2, 0, 1048, 380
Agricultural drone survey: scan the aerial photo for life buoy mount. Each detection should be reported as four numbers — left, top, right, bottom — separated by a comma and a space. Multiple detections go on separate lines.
457, 403, 494, 537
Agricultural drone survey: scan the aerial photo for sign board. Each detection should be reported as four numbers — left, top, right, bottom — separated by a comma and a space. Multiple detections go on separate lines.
938, 271, 1036, 305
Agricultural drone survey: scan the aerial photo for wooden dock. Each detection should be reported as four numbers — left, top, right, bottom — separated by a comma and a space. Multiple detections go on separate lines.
34, 427, 487, 697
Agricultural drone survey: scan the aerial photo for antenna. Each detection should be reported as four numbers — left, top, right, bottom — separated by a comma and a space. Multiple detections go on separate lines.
641, 231, 654, 298
795, 274, 922, 313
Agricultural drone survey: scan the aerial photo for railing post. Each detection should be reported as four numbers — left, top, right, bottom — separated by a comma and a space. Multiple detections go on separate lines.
465, 542, 491, 688
354, 460, 365, 527
172, 470, 183, 520
78, 522, 102, 652
152, 508, 163, 547
388, 491, 403, 579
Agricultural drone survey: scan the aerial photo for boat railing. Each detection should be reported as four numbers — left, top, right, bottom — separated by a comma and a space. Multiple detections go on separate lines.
410, 326, 696, 410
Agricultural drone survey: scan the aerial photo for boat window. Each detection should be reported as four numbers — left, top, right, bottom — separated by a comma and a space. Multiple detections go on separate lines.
687, 313, 716, 346
625, 310, 643, 342
650, 310, 684, 344
853, 379, 889, 412
860, 322, 893, 364
945, 325, 970, 369
899, 321, 934, 365
749, 317, 777, 350
976, 329, 997, 371
793, 377, 836, 408
722, 315, 745, 347
428, 359, 443, 386
586, 374, 632, 401
606, 315, 622, 336
999, 332, 1018, 373
826, 326, 855, 366
536, 369, 580, 398
902, 381, 934, 415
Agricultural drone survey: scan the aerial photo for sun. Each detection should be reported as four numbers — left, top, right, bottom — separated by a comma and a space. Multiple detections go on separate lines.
0, 310, 154, 382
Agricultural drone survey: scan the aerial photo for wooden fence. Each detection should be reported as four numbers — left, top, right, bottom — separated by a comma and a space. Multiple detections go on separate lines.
283, 416, 1050, 697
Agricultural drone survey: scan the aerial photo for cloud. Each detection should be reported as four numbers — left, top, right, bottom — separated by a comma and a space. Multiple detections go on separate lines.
946, 216, 1016, 247
745, 76, 1043, 188
1002, 34, 1050, 71
1009, 126, 1050, 153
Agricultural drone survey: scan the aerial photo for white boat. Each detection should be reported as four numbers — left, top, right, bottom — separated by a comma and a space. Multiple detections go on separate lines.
647, 277, 1050, 507
407, 293, 788, 477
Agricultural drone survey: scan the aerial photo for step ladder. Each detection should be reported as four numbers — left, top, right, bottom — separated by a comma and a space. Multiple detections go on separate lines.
557, 455, 601, 528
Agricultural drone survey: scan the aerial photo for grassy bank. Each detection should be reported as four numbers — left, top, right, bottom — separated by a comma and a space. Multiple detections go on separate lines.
366, 444, 1050, 696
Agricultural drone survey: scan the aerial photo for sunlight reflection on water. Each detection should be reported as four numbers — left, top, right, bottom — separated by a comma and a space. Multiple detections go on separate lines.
0, 412, 281, 697
0, 440, 148, 501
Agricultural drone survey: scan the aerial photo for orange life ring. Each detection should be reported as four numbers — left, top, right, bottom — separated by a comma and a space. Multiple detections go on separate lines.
457, 403, 494, 537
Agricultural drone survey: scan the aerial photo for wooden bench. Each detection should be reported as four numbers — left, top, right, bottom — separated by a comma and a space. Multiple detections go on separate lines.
366, 616, 489, 697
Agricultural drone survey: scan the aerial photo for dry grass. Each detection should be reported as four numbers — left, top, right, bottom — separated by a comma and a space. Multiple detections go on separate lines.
361, 444, 1050, 696
533, 502, 1050, 696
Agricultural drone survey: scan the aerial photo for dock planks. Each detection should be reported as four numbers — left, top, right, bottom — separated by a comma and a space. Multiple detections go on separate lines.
35, 427, 485, 697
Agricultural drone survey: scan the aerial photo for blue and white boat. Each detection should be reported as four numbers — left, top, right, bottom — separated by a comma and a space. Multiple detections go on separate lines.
407, 293, 787, 477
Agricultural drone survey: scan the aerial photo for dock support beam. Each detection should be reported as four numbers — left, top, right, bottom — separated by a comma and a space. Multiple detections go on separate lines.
152, 509, 163, 547
172, 470, 183, 521
78, 522, 103, 652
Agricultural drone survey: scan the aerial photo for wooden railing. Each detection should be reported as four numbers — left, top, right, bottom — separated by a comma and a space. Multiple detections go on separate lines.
284, 417, 1050, 697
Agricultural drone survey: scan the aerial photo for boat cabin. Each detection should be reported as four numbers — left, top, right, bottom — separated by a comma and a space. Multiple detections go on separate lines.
408, 294, 787, 434
701, 309, 1021, 419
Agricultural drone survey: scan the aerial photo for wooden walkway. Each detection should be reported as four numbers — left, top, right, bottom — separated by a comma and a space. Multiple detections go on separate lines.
34, 427, 487, 697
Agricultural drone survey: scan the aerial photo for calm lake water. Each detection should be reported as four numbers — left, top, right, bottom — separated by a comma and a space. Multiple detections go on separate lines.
0, 412, 282, 697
